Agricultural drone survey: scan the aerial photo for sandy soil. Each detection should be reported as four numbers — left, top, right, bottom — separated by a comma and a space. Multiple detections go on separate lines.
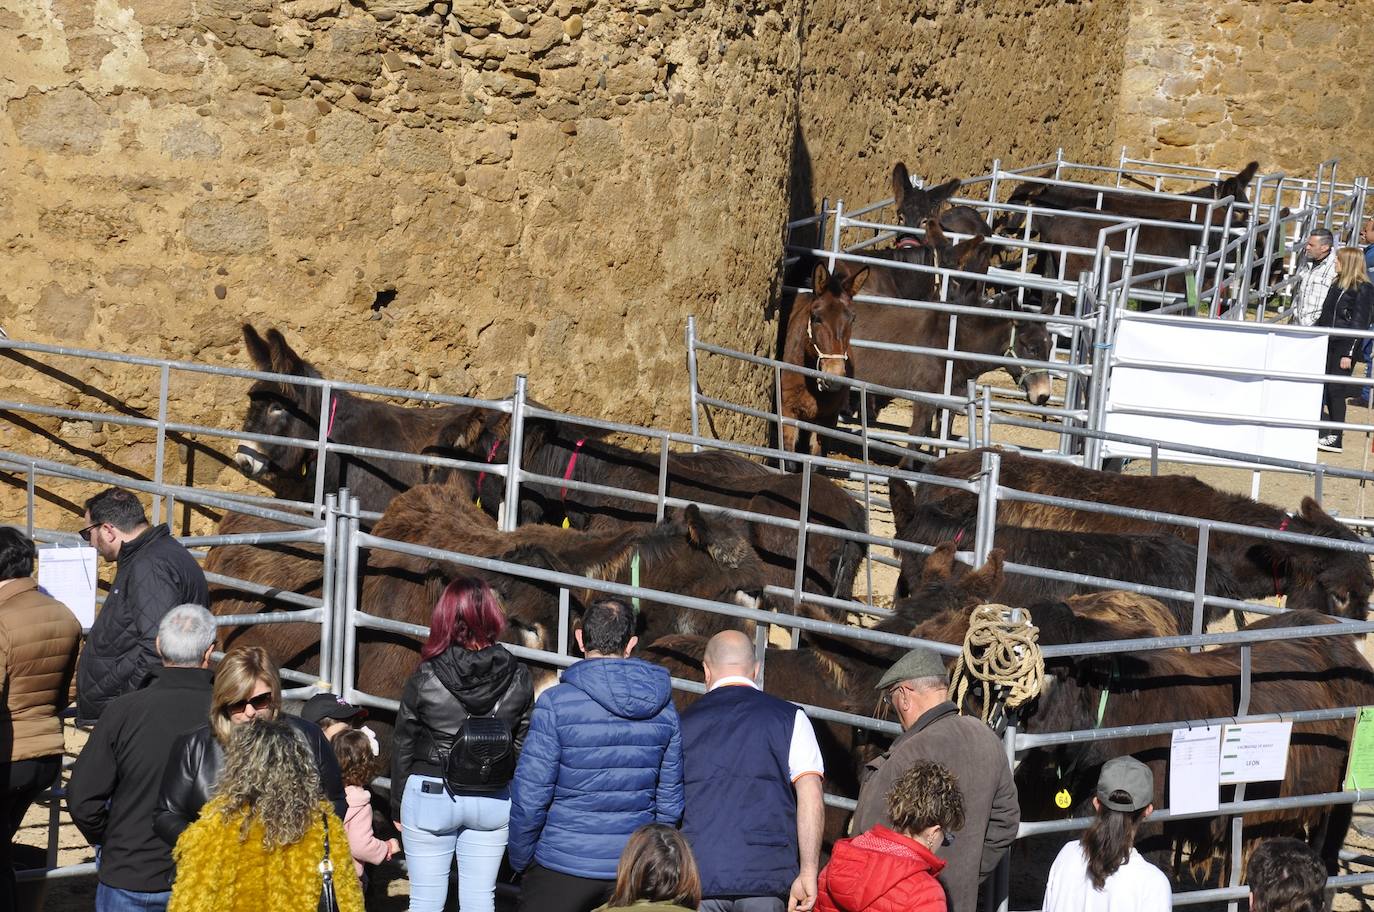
25, 375, 1374, 910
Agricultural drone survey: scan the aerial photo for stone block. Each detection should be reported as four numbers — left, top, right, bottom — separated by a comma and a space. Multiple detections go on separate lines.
528, 15, 563, 54
162, 120, 223, 160
450, 0, 501, 29
33, 284, 95, 339
381, 126, 453, 171
183, 200, 271, 254
367, 0, 432, 11
8, 88, 113, 155
282, 0, 340, 20
144, 37, 208, 76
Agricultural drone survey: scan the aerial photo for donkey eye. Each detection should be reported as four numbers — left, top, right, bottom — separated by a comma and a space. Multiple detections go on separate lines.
810, 313, 823, 323
268, 404, 285, 416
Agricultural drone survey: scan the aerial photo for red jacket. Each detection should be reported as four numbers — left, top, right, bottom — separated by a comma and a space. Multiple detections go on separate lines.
816, 826, 948, 912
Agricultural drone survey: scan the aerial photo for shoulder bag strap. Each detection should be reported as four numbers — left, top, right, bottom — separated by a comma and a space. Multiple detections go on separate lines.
319, 811, 338, 912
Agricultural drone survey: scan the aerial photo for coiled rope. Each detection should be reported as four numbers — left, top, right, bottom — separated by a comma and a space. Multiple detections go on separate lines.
948, 603, 1045, 725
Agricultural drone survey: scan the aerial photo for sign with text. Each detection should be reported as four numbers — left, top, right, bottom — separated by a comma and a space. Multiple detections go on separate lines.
1344, 707, 1374, 791
1219, 721, 1292, 785
1169, 725, 1221, 814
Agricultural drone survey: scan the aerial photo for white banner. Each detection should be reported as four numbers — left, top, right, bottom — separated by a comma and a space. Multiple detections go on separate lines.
1103, 316, 1327, 466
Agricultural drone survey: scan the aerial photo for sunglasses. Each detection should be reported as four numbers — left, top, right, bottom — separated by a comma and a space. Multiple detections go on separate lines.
226, 692, 275, 716
78, 523, 102, 543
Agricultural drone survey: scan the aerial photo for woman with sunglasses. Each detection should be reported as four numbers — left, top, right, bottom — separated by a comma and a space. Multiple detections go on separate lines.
815, 760, 965, 912
154, 645, 347, 845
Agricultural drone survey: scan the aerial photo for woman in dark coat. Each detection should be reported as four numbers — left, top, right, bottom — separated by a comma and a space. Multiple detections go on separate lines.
1316, 246, 1374, 453
391, 577, 535, 912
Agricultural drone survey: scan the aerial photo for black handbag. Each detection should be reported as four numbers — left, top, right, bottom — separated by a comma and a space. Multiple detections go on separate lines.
318, 811, 338, 912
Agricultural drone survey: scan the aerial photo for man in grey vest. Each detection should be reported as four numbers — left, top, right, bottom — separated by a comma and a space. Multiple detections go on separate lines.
680, 630, 825, 912
853, 647, 1019, 912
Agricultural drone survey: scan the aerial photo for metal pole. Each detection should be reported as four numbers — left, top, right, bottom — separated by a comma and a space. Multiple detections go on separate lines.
340, 493, 361, 700
153, 364, 170, 526
1226, 645, 1253, 912
790, 461, 813, 609
965, 379, 979, 450
860, 392, 874, 607
754, 623, 769, 689
828, 199, 845, 274
312, 383, 333, 516
686, 317, 702, 453
25, 465, 35, 537
973, 449, 1000, 568
993, 719, 1017, 912
655, 435, 670, 522
1191, 525, 1209, 653
1083, 282, 1112, 469
982, 385, 993, 451
502, 376, 527, 532
318, 493, 339, 689
557, 586, 570, 681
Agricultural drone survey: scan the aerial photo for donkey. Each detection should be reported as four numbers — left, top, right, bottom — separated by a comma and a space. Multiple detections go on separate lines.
458, 411, 868, 607
916, 448, 1374, 619
888, 479, 1245, 631
232, 324, 486, 516
780, 261, 867, 457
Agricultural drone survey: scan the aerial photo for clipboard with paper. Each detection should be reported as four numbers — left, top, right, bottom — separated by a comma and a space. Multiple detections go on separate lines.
37, 544, 98, 628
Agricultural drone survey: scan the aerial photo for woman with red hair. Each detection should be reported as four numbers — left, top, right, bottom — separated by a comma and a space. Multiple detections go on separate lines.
391, 578, 535, 912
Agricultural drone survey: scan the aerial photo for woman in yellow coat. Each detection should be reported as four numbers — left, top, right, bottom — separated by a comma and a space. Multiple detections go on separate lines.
169, 719, 365, 912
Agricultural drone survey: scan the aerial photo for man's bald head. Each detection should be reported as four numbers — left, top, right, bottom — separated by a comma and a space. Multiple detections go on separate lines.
703, 629, 757, 681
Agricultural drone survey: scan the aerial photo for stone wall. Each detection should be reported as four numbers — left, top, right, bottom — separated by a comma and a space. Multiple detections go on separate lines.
0, 0, 803, 528
1116, 0, 1374, 176
793, 0, 1132, 219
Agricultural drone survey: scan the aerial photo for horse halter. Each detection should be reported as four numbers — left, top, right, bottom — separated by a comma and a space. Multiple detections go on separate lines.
806, 317, 848, 365
1004, 322, 1049, 389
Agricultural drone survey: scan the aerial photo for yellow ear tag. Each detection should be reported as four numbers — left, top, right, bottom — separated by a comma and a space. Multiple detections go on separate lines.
1054, 790, 1072, 809
475, 497, 482, 511
562, 516, 571, 529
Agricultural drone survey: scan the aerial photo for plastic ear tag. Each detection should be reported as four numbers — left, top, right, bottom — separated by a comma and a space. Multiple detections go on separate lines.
1054, 790, 1072, 809
562, 516, 571, 529
475, 497, 482, 510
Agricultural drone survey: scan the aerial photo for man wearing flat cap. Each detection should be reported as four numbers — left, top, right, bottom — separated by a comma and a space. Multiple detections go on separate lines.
852, 646, 1019, 912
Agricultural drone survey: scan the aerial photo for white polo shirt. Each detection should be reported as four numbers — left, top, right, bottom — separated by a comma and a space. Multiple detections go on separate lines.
709, 676, 825, 782
1042, 840, 1172, 912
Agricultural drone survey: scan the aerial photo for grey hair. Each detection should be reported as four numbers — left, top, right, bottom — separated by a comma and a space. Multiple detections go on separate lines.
1309, 228, 1335, 247
158, 603, 217, 666
907, 674, 950, 692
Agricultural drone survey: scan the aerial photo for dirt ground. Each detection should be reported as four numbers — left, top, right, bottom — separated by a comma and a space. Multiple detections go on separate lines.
23, 374, 1374, 911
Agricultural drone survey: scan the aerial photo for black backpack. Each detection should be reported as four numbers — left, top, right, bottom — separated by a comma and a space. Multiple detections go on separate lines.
444, 692, 515, 793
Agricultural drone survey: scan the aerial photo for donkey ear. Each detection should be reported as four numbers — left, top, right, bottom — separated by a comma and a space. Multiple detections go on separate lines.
927, 178, 961, 206
684, 504, 710, 550
887, 479, 918, 531
951, 235, 986, 269
845, 266, 869, 298
811, 262, 830, 295
1235, 161, 1259, 188
923, 217, 948, 250
242, 324, 272, 371
922, 541, 958, 582
891, 162, 911, 209
963, 549, 1004, 601
1298, 496, 1331, 526
264, 328, 312, 378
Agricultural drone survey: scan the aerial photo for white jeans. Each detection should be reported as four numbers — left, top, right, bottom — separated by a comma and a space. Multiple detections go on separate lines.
400, 775, 511, 912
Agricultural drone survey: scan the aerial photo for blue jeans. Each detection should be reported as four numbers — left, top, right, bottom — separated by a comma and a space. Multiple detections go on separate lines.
95, 883, 171, 912
401, 775, 510, 912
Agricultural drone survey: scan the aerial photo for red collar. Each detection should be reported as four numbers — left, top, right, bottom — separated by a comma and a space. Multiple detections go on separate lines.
560, 439, 587, 501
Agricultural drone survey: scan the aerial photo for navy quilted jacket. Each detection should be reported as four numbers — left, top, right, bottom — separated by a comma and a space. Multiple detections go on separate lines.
507, 657, 683, 879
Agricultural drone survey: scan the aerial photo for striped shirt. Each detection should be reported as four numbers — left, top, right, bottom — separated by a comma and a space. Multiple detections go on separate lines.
1294, 253, 1338, 326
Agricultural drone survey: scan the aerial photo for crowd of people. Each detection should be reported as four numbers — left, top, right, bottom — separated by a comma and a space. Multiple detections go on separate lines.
0, 488, 1345, 912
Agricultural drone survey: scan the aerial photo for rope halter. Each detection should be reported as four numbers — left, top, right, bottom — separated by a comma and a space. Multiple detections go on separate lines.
806, 316, 848, 364
948, 603, 1045, 726
1003, 321, 1050, 387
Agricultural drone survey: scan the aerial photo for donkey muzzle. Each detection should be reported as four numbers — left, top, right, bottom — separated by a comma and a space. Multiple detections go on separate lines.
234, 444, 268, 477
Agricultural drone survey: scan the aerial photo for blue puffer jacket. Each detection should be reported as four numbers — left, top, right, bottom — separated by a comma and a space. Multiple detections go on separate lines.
507, 657, 684, 879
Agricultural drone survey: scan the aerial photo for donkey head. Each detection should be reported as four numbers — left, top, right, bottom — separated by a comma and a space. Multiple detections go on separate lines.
235, 325, 325, 481
633, 505, 766, 632
891, 162, 961, 242
995, 293, 1055, 407
804, 262, 867, 391
1213, 161, 1259, 206
1265, 497, 1373, 619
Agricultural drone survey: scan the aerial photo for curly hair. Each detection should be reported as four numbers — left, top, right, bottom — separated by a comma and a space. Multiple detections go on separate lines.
1246, 838, 1327, 912
331, 728, 380, 789
214, 719, 321, 848
887, 760, 965, 836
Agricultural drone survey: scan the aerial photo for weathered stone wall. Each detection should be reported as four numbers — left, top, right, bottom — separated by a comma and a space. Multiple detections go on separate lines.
0, 0, 802, 529
793, 0, 1132, 218
1116, 0, 1374, 176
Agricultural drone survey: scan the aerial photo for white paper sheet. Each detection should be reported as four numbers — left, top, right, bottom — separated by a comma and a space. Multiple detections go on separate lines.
37, 545, 98, 628
1103, 316, 1326, 466
1219, 721, 1293, 784
1169, 725, 1221, 814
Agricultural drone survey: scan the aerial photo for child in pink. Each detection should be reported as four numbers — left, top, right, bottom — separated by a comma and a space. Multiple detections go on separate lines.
332, 728, 400, 884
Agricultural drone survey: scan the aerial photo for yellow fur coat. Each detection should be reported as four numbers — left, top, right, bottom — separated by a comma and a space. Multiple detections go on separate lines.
168, 797, 365, 912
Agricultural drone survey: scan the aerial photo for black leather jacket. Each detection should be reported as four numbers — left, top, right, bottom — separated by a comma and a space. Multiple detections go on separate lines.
390, 644, 535, 819
1319, 282, 1374, 359
153, 713, 347, 846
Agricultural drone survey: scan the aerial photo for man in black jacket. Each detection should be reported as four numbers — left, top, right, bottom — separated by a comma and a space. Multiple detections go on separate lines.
76, 488, 209, 724
68, 604, 216, 911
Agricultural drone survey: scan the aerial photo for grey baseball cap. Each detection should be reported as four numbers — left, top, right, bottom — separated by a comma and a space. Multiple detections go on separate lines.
1096, 756, 1154, 811
875, 646, 947, 691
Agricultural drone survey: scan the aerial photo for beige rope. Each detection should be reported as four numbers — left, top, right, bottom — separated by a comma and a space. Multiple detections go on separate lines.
948, 603, 1046, 725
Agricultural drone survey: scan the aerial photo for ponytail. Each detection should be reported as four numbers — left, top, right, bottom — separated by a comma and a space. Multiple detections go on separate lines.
1080, 790, 1146, 890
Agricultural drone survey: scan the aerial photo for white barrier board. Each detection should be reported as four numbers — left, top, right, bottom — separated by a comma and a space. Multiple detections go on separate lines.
1103, 317, 1327, 465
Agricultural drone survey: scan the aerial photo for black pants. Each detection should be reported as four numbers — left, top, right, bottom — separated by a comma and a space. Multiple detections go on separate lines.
1321, 343, 1356, 443
0, 755, 61, 912
517, 864, 612, 912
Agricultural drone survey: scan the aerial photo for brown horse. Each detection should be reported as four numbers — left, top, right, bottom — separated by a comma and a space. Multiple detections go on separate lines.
232, 324, 487, 516
916, 448, 1374, 619
780, 261, 867, 457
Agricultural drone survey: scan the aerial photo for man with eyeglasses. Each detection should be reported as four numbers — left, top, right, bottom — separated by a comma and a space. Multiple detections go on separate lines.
75, 488, 208, 725
68, 604, 216, 911
851, 647, 1019, 912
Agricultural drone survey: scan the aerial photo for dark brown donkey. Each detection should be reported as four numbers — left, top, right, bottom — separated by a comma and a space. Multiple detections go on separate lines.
206, 477, 768, 762
780, 261, 867, 456
232, 324, 486, 516
458, 412, 868, 607
916, 448, 1374, 618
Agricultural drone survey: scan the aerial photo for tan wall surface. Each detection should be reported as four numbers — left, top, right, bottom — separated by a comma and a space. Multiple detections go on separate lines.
1116, 0, 1374, 176
0, 0, 802, 528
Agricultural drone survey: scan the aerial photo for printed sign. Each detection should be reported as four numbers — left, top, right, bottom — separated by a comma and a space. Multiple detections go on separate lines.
1218, 721, 1292, 785
1169, 725, 1221, 814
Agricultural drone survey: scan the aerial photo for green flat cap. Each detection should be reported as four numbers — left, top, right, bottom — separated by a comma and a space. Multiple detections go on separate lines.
875, 646, 947, 690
